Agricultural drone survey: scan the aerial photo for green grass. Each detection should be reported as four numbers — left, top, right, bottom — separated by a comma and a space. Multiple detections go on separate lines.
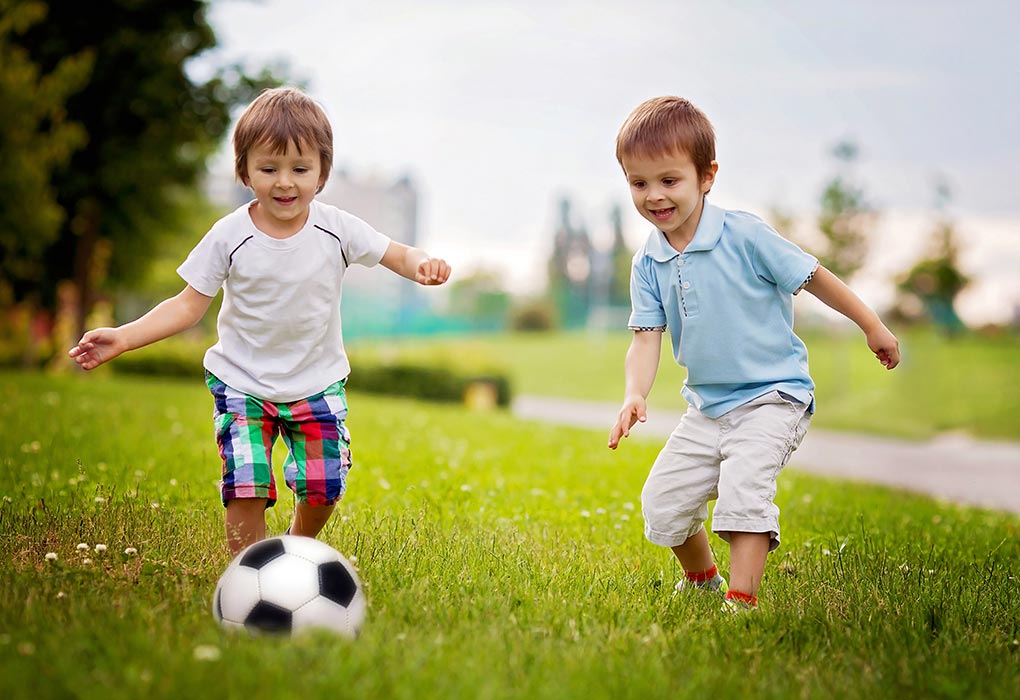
349, 326, 1020, 440
2, 371, 1019, 700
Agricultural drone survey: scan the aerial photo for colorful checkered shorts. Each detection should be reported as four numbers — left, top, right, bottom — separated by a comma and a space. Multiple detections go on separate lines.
206, 372, 352, 508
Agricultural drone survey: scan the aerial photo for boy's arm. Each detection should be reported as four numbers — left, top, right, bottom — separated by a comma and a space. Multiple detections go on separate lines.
379, 241, 451, 286
68, 285, 214, 370
608, 329, 662, 449
803, 265, 900, 369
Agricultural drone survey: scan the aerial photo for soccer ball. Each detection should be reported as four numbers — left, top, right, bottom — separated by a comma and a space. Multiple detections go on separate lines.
212, 535, 366, 637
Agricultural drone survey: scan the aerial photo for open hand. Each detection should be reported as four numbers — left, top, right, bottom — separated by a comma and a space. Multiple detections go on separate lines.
68, 328, 127, 370
608, 398, 647, 449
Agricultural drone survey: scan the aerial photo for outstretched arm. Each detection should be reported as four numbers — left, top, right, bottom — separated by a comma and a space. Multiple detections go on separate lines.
68, 285, 214, 370
804, 265, 900, 369
608, 329, 663, 449
379, 241, 451, 286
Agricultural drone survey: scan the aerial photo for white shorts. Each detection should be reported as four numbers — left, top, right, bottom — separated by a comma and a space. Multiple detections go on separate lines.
640, 391, 811, 552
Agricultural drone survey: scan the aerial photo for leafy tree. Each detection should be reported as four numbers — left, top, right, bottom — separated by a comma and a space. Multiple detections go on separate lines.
9, 0, 281, 341
446, 268, 512, 330
0, 0, 91, 308
895, 181, 970, 334
815, 140, 876, 281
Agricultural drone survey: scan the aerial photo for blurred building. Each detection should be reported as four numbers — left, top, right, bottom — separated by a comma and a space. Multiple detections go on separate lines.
318, 170, 422, 337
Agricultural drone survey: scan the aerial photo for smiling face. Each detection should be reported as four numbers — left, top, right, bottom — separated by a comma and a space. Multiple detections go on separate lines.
622, 149, 717, 247
244, 139, 324, 238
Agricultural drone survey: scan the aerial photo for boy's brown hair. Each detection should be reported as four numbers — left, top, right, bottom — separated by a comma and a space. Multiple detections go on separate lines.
233, 87, 334, 192
615, 96, 716, 180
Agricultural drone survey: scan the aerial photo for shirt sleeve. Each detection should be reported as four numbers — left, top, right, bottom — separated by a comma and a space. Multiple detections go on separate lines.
176, 225, 231, 297
627, 255, 667, 329
338, 211, 392, 267
752, 225, 819, 295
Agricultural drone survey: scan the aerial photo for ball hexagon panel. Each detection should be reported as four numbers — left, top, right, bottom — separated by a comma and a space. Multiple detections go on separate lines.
280, 534, 342, 565
258, 554, 321, 610
214, 564, 261, 623
291, 596, 361, 638
319, 560, 359, 607
238, 537, 286, 569
245, 600, 292, 634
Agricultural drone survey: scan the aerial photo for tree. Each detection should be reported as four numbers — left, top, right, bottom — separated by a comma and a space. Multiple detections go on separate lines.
815, 140, 876, 281
895, 181, 970, 334
0, 0, 90, 309
8, 0, 281, 342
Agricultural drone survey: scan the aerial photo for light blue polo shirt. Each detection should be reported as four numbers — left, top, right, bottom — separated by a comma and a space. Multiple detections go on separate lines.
628, 199, 818, 418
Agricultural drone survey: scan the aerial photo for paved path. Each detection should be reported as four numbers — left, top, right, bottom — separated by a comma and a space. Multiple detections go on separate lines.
512, 395, 1020, 514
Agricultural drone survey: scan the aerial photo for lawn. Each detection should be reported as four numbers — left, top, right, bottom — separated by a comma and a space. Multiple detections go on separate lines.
349, 326, 1020, 440
2, 371, 1018, 700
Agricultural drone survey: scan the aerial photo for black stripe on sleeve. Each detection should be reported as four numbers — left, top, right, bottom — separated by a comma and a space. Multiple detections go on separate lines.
228, 235, 255, 269
314, 225, 348, 268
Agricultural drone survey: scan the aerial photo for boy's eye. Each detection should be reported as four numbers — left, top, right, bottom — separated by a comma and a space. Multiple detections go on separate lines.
631, 181, 646, 189
294, 167, 308, 174
662, 178, 678, 186
260, 167, 276, 174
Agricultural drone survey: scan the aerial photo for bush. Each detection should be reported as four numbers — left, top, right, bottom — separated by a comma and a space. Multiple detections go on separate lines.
349, 362, 512, 407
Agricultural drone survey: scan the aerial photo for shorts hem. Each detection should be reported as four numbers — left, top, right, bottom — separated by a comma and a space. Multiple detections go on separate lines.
644, 524, 704, 548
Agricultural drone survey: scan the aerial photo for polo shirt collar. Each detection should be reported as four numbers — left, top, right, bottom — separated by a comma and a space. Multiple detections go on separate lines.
644, 198, 725, 262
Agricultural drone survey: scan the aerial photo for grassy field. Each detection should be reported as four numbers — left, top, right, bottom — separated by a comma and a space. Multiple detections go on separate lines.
2, 371, 1018, 700
349, 326, 1020, 440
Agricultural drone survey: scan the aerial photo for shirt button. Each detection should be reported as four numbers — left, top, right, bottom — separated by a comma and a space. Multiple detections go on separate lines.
678, 259, 685, 266
683, 282, 691, 289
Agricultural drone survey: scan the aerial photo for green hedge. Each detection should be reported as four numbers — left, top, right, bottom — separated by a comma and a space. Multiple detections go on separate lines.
111, 340, 513, 407
349, 362, 512, 407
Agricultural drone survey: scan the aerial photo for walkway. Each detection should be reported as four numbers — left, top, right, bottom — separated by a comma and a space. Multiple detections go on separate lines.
512, 395, 1020, 514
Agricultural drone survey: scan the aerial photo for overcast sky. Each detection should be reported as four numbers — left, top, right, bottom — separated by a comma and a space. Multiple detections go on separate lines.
199, 0, 1020, 322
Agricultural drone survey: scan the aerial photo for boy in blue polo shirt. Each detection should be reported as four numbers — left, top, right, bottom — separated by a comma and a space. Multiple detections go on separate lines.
607, 96, 900, 611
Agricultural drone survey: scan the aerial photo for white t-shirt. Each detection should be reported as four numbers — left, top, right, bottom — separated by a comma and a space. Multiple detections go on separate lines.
177, 199, 390, 402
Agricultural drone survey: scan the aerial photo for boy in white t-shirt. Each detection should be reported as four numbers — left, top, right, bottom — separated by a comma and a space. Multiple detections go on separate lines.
69, 87, 451, 554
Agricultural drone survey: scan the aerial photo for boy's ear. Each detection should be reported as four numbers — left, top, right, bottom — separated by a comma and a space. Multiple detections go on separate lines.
701, 160, 719, 193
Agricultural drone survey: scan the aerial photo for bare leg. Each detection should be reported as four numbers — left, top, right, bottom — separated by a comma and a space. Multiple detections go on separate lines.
290, 502, 336, 538
670, 526, 716, 573
727, 531, 770, 595
225, 498, 268, 555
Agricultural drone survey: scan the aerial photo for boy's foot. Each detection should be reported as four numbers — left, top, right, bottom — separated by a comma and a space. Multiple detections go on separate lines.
721, 590, 758, 613
674, 573, 729, 597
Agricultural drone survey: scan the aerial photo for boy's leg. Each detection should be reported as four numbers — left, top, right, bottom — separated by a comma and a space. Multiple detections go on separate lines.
280, 380, 351, 538
291, 503, 336, 538
225, 498, 269, 555
670, 526, 714, 572
727, 531, 770, 595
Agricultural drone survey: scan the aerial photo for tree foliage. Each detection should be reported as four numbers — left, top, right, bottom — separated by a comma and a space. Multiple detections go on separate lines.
895, 182, 970, 333
0, 0, 91, 304
815, 140, 876, 281
4, 0, 281, 339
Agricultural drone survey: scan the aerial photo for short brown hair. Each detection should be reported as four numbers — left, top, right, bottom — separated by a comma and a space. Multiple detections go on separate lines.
233, 87, 334, 192
615, 96, 716, 180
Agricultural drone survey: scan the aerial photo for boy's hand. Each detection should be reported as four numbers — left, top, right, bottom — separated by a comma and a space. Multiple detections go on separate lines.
608, 397, 647, 450
415, 257, 451, 286
867, 324, 900, 370
68, 328, 127, 370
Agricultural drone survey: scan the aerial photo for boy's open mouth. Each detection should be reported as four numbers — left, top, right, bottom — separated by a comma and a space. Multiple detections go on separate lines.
274, 196, 297, 205
651, 207, 675, 220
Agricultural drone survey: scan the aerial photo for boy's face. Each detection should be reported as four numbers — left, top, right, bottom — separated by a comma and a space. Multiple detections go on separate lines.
621, 149, 717, 241
244, 140, 324, 238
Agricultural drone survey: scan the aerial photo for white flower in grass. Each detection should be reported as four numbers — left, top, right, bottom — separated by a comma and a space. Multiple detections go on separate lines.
45, 552, 58, 562
124, 547, 138, 556
82, 558, 91, 565
150, 502, 160, 510
76, 543, 89, 552
348, 555, 358, 565
580, 510, 591, 518
193, 645, 221, 661
56, 592, 66, 599
94, 496, 106, 503
94, 544, 107, 553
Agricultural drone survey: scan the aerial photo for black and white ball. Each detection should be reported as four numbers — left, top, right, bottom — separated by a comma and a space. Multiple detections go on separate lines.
213, 535, 366, 637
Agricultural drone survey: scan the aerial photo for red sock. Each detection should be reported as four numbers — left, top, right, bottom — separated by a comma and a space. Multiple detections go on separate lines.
684, 564, 718, 583
725, 590, 758, 607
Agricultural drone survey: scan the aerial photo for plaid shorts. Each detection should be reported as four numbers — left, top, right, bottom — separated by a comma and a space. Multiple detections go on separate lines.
206, 372, 352, 508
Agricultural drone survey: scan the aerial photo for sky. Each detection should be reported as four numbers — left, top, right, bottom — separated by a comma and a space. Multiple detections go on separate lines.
198, 0, 1020, 323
